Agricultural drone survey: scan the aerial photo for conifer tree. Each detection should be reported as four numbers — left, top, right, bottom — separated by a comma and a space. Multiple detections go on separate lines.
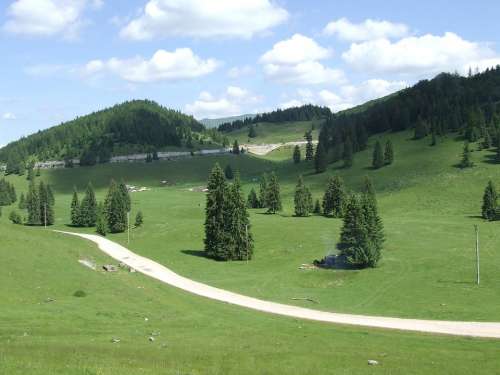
224, 165, 234, 180
105, 179, 127, 233
39, 181, 54, 226
232, 140, 240, 155
384, 140, 394, 164
204, 164, 228, 259
27, 167, 34, 181
96, 202, 108, 236
294, 176, 313, 217
26, 179, 41, 225
135, 210, 144, 227
258, 173, 268, 208
247, 188, 259, 208
322, 176, 346, 218
314, 142, 327, 174
483, 129, 492, 149
338, 194, 368, 262
18, 193, 26, 209
248, 124, 257, 138
266, 172, 282, 214
293, 145, 301, 164
372, 141, 385, 169
360, 185, 384, 265
361, 176, 376, 203
118, 180, 131, 212
482, 180, 497, 221
459, 142, 474, 168
496, 137, 500, 163
70, 188, 81, 226
80, 182, 97, 227
305, 130, 314, 161
313, 199, 322, 215
343, 138, 353, 168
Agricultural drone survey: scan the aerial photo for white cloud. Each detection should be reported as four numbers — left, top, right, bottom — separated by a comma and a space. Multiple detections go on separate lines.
260, 34, 345, 85
83, 48, 219, 83
227, 65, 254, 79
120, 0, 288, 40
343, 32, 497, 75
3, 0, 100, 39
324, 18, 409, 41
2, 112, 17, 120
186, 86, 260, 119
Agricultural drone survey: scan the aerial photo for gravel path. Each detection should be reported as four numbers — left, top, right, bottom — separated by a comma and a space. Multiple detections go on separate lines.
58, 230, 500, 339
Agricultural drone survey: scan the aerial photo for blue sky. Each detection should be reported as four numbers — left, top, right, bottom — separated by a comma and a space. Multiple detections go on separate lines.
1, 0, 500, 146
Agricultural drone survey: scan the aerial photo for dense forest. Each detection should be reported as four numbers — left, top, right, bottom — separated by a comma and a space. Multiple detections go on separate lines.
0, 100, 203, 168
315, 67, 500, 169
218, 104, 331, 132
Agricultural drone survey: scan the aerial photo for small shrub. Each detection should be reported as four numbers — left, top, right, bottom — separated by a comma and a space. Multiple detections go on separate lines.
73, 290, 87, 298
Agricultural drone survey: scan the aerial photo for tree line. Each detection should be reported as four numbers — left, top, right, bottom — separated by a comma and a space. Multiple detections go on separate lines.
9, 178, 55, 226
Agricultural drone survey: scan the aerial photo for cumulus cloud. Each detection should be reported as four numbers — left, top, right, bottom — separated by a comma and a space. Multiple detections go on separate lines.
2, 112, 17, 120
260, 34, 345, 85
82, 48, 219, 83
3, 0, 100, 39
186, 86, 260, 119
120, 0, 288, 40
342, 32, 498, 75
324, 18, 409, 41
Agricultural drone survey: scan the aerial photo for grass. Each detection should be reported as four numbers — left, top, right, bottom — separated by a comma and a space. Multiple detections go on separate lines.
2, 125, 500, 373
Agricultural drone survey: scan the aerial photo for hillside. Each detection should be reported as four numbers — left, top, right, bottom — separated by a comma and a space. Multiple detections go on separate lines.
0, 100, 204, 168
200, 114, 257, 128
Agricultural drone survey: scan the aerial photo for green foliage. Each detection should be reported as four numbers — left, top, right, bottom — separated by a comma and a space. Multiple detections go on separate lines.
294, 175, 313, 217
80, 182, 97, 227
8, 210, 22, 224
266, 172, 282, 214
39, 181, 55, 226
96, 202, 108, 236
322, 176, 346, 218
70, 188, 81, 226
313, 198, 322, 215
482, 180, 497, 221
459, 142, 474, 168
105, 180, 127, 233
246, 188, 259, 209
118, 180, 131, 212
248, 124, 257, 138
73, 290, 87, 298
414, 120, 429, 140
372, 141, 385, 169
224, 164, 234, 180
232, 140, 240, 155
204, 164, 228, 259
343, 138, 353, 168
304, 130, 314, 161
26, 179, 41, 225
18, 193, 26, 210
135, 210, 144, 227
292, 145, 301, 164
314, 142, 327, 173
384, 140, 394, 165
0, 178, 16, 206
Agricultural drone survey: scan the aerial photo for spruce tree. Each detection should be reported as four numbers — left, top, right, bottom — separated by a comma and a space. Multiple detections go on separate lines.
361, 176, 376, 203
343, 138, 353, 168
305, 131, 314, 161
372, 141, 384, 169
118, 180, 131, 213
459, 142, 474, 168
80, 182, 97, 227
18, 193, 26, 209
314, 142, 327, 174
96, 202, 108, 236
47, 185, 55, 206
39, 181, 54, 226
266, 172, 282, 214
27, 167, 34, 181
338, 194, 368, 263
322, 176, 346, 218
384, 140, 394, 164
313, 199, 322, 215
247, 188, 259, 208
482, 180, 498, 221
258, 173, 268, 208
70, 188, 81, 226
224, 165, 234, 180
105, 179, 127, 233
248, 124, 257, 138
204, 164, 228, 259
232, 140, 240, 155
294, 176, 313, 217
360, 186, 384, 266
26, 179, 41, 225
293, 145, 301, 164
483, 129, 492, 149
135, 210, 144, 227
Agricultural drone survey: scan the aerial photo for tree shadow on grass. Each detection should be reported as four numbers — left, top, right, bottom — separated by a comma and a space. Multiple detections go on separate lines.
436, 279, 475, 285
482, 152, 500, 165
181, 249, 207, 258
466, 215, 484, 220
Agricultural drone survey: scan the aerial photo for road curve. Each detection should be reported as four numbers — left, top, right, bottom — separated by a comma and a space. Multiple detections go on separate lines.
57, 230, 500, 339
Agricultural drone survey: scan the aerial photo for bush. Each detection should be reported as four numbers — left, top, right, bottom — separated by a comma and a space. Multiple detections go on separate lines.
73, 290, 87, 298
9, 210, 22, 224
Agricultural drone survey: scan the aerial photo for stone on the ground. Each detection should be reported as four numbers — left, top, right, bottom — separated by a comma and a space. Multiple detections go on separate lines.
368, 360, 379, 365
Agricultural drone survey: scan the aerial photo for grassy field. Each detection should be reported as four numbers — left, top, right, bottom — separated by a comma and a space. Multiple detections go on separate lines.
2, 126, 500, 373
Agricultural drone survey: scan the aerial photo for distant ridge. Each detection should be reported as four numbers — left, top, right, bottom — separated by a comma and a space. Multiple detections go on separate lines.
200, 114, 257, 128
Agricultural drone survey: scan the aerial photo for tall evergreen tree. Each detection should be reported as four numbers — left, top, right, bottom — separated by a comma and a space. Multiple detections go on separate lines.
105, 179, 127, 233
483, 129, 492, 149
314, 142, 327, 174
224, 165, 234, 180
459, 142, 474, 168
247, 188, 259, 208
322, 176, 346, 218
118, 180, 131, 212
204, 164, 229, 259
258, 173, 269, 208
96, 202, 108, 236
482, 180, 498, 221
372, 141, 385, 169
232, 140, 240, 155
338, 194, 368, 263
39, 181, 54, 226
384, 140, 394, 165
27, 167, 34, 181
18, 193, 26, 209
80, 182, 97, 227
360, 185, 384, 265
70, 188, 81, 226
304, 131, 314, 161
293, 145, 301, 164
266, 172, 282, 214
294, 176, 313, 217
26, 179, 41, 225
135, 210, 144, 227
248, 124, 257, 138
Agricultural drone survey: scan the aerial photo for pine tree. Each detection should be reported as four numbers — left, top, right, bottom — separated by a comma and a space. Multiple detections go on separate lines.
361, 176, 376, 204
266, 172, 282, 214
247, 188, 259, 208
360, 185, 384, 266
384, 140, 394, 164
483, 129, 492, 149
18, 193, 26, 209
232, 140, 240, 155
70, 188, 81, 226
372, 141, 384, 169
39, 181, 54, 226
26, 179, 41, 225
118, 180, 131, 212
314, 142, 327, 173
204, 164, 228, 259
259, 173, 268, 208
343, 138, 353, 168
293, 145, 301, 164
482, 180, 497, 221
305, 131, 314, 161
248, 124, 257, 138
459, 142, 474, 168
96, 202, 108, 236
224, 165, 234, 180
27, 167, 34, 181
313, 199, 322, 215
105, 179, 127, 233
80, 182, 97, 227
294, 176, 313, 217
338, 194, 368, 262
135, 210, 144, 227
322, 176, 346, 218
47, 185, 55, 206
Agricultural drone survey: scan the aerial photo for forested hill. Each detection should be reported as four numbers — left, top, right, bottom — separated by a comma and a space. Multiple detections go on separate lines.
316, 67, 500, 168
0, 100, 203, 166
218, 104, 331, 132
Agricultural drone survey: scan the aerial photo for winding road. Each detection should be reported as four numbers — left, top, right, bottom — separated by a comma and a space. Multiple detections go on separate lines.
57, 230, 500, 339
